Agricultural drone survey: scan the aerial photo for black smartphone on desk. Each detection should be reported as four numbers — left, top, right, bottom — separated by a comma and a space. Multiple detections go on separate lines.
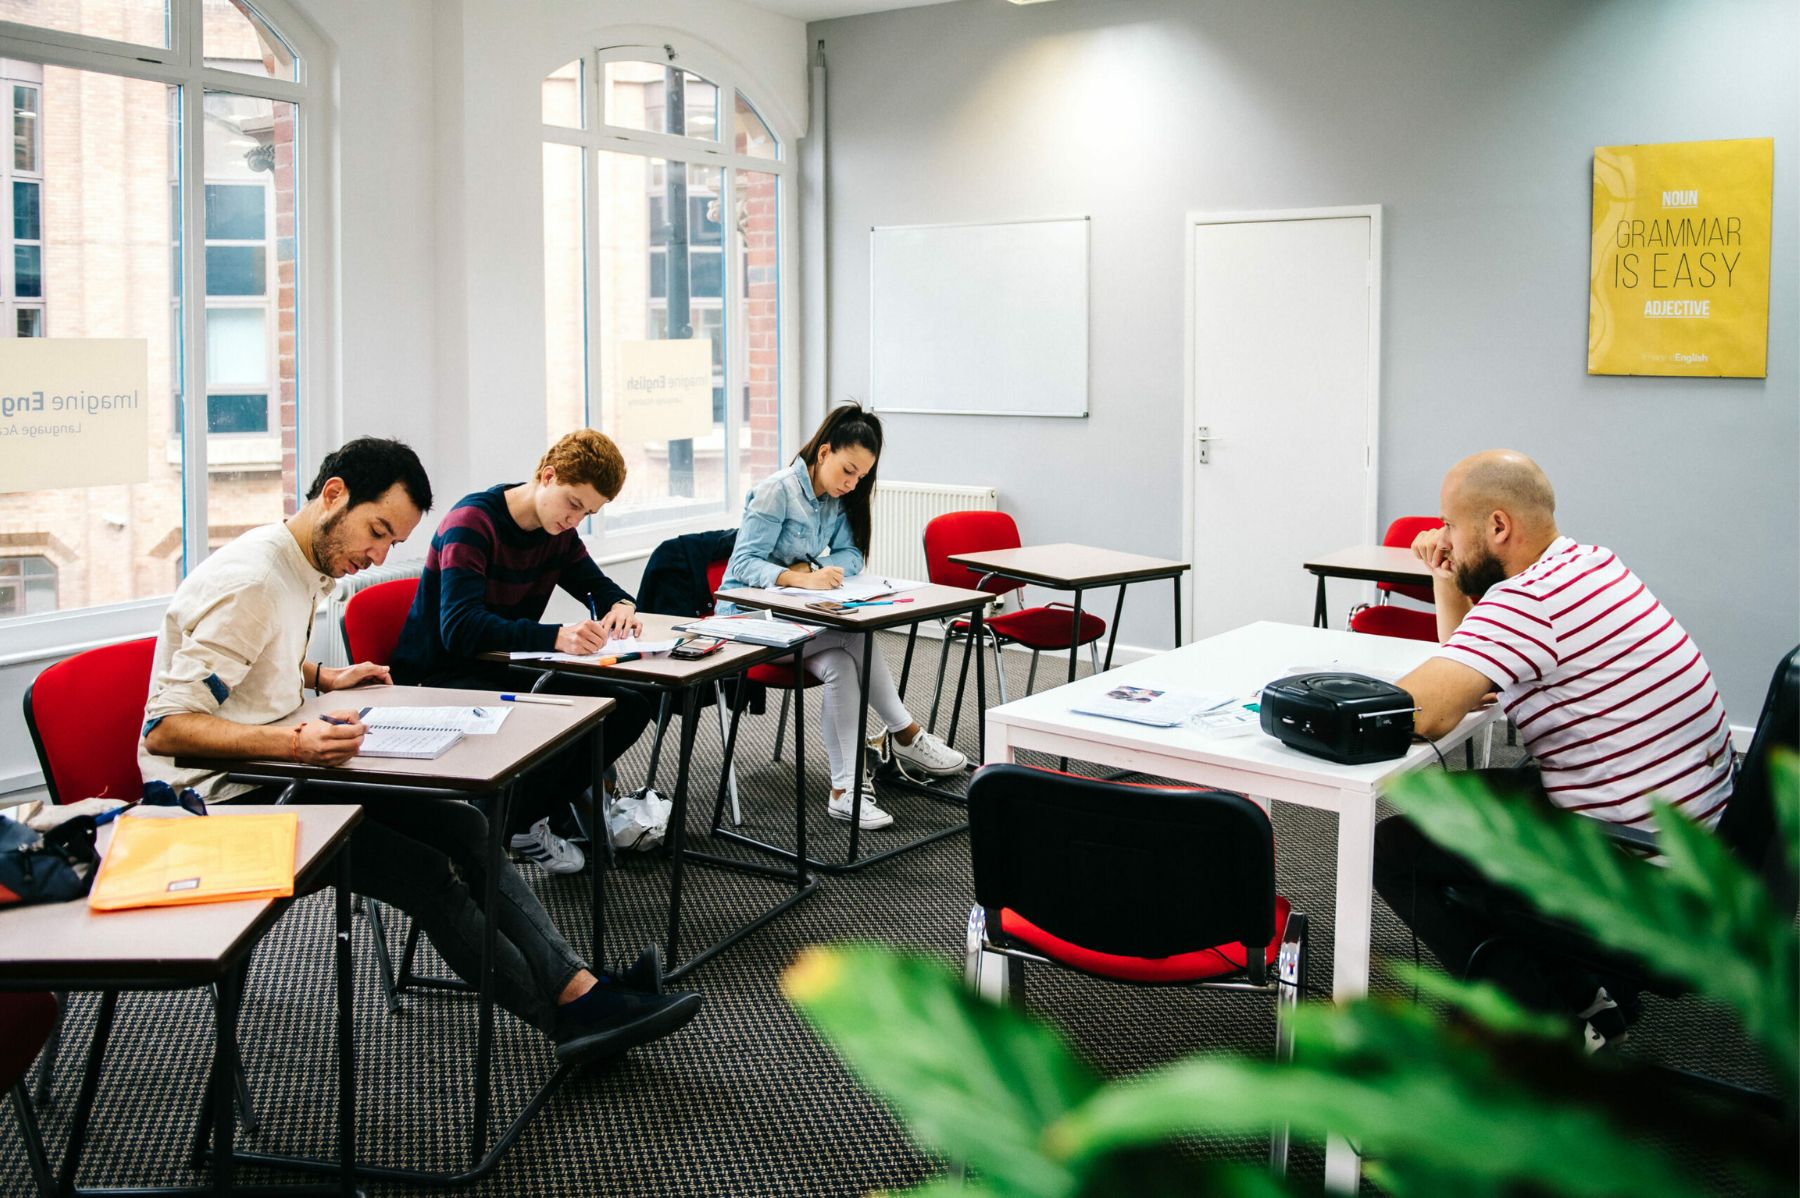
670, 636, 726, 660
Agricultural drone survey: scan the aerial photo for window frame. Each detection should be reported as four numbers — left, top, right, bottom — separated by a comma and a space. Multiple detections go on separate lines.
543, 39, 796, 555
0, 0, 333, 658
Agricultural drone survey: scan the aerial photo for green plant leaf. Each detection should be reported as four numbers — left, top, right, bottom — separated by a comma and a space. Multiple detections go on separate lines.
1048, 992, 1713, 1198
784, 944, 1101, 1198
1381, 767, 1799, 1096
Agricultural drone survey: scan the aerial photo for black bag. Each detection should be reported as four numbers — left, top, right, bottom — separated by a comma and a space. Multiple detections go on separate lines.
0, 815, 99, 907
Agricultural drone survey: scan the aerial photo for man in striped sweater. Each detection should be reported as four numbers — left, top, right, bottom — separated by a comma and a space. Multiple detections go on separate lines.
1375, 449, 1732, 1047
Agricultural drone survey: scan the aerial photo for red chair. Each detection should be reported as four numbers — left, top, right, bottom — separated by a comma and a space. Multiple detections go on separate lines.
2, 991, 58, 1195
341, 576, 420, 664
922, 511, 1106, 732
1348, 515, 1442, 642
965, 764, 1306, 1174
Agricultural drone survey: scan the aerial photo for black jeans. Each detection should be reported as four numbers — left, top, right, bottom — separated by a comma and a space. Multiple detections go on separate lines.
424, 663, 656, 836
1372, 767, 1601, 1017
246, 785, 586, 1033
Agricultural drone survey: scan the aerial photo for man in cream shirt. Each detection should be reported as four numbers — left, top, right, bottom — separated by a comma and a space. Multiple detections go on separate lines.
139, 436, 700, 1064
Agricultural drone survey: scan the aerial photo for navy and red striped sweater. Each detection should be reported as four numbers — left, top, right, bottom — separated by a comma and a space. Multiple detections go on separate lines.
391, 485, 631, 685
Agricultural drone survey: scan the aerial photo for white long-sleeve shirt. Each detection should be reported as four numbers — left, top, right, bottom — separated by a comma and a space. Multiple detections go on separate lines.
139, 523, 335, 800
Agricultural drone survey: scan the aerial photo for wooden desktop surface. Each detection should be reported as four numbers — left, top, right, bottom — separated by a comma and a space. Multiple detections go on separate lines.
1303, 545, 1432, 584
716, 582, 993, 631
479, 612, 789, 688
0, 805, 361, 986
947, 543, 1190, 588
175, 685, 612, 792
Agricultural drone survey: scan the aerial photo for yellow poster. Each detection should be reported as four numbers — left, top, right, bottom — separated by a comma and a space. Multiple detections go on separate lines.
1589, 138, 1772, 377
0, 339, 150, 492
614, 338, 715, 442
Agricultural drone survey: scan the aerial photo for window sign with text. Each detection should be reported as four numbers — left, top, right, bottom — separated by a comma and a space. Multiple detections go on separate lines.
0, 338, 149, 492
1588, 138, 1773, 378
616, 337, 716, 443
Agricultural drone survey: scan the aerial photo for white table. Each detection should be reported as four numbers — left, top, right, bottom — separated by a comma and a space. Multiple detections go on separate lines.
981, 621, 1497, 1192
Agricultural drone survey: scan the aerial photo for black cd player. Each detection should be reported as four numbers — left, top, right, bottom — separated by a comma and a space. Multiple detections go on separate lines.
1258, 672, 1417, 765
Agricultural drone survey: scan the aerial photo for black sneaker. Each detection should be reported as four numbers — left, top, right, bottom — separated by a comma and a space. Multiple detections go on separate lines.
552, 985, 701, 1065
619, 945, 664, 995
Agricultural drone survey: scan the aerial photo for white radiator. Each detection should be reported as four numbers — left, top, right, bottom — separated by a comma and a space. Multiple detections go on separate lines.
867, 480, 998, 584
314, 559, 425, 669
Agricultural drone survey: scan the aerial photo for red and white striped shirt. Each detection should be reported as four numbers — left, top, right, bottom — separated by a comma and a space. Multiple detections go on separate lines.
1435, 536, 1732, 828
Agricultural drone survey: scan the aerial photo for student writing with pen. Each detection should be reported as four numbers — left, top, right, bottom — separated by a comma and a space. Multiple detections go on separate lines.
391, 430, 655, 874
717, 403, 967, 831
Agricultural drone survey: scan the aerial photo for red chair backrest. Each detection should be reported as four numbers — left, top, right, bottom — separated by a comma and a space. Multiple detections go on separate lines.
1378, 515, 1442, 604
704, 558, 728, 617
24, 637, 157, 805
343, 577, 420, 665
923, 510, 1024, 596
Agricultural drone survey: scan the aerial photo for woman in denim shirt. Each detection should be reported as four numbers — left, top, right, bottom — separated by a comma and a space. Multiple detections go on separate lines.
720, 404, 966, 829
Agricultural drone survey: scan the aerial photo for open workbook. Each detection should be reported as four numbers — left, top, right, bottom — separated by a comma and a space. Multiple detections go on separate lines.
350, 705, 510, 759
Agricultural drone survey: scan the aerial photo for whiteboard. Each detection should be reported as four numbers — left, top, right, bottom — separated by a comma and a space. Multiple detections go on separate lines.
870, 217, 1089, 418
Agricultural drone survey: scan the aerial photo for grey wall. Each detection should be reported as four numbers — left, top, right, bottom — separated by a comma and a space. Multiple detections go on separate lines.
812, 0, 1799, 723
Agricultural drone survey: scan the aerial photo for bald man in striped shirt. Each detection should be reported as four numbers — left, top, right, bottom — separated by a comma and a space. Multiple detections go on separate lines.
1374, 450, 1733, 1048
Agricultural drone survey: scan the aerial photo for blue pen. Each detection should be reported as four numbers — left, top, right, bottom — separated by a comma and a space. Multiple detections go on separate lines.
320, 706, 371, 727
586, 594, 600, 621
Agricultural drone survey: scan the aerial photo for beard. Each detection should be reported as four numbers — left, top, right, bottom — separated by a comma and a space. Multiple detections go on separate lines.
1454, 547, 1508, 600
312, 507, 350, 577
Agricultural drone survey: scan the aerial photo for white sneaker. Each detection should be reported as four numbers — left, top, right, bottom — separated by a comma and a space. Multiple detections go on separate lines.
509, 818, 586, 874
890, 729, 967, 776
827, 789, 894, 830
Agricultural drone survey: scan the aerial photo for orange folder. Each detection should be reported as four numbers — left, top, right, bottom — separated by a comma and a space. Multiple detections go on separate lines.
88, 813, 298, 912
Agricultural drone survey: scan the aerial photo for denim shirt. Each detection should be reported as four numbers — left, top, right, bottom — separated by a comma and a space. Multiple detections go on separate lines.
718, 461, 866, 613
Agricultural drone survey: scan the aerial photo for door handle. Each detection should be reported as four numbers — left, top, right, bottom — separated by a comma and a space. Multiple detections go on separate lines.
1196, 426, 1218, 464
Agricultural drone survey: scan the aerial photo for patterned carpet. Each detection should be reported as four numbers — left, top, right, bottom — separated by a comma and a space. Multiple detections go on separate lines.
0, 632, 1776, 1196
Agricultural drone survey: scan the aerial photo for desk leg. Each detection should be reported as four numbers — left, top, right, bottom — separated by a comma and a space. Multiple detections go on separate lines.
1102, 585, 1126, 672
1324, 787, 1374, 1195
591, 721, 609, 970
1172, 574, 1183, 646
60, 989, 117, 1195
971, 605, 988, 765
847, 632, 875, 864
946, 613, 978, 750
1066, 588, 1085, 685
663, 687, 703, 967
471, 780, 513, 1168
898, 623, 919, 700
1312, 575, 1328, 629
335, 849, 357, 1198
793, 640, 808, 874
211, 969, 240, 1198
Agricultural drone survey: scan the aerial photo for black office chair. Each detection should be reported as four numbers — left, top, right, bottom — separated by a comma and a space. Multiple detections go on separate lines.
1453, 644, 1799, 1105
964, 763, 1308, 1174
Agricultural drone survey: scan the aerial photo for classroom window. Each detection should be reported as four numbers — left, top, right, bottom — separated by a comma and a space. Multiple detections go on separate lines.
0, 6, 309, 627
543, 48, 786, 540
0, 555, 56, 617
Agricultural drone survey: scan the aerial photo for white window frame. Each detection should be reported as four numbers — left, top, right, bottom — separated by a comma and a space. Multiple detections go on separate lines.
543, 38, 797, 555
0, 0, 335, 660
202, 177, 277, 436
1, 73, 44, 337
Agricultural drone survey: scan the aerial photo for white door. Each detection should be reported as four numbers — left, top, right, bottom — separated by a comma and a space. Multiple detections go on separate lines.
1185, 210, 1379, 640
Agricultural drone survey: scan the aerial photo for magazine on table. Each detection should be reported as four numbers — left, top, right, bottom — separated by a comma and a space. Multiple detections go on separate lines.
1070, 684, 1234, 728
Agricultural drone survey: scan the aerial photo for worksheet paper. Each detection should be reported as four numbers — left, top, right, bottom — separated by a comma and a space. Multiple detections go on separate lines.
358, 727, 464, 759
1070, 685, 1235, 728
772, 576, 928, 600
360, 706, 510, 735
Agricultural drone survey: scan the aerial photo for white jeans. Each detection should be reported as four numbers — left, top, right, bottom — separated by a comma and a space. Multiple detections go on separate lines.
801, 628, 915, 792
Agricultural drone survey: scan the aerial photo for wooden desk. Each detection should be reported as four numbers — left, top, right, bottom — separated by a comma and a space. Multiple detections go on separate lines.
714, 583, 994, 872
177, 685, 610, 1188
1302, 545, 1433, 629
480, 614, 818, 981
945, 543, 1190, 681
982, 621, 1496, 1194
0, 805, 363, 1198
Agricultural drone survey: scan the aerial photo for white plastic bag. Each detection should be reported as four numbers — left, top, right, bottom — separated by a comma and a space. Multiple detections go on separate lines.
606, 787, 672, 852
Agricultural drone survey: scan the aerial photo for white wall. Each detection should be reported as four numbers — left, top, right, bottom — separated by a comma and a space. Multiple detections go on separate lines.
811, 0, 1799, 722
2, 0, 808, 804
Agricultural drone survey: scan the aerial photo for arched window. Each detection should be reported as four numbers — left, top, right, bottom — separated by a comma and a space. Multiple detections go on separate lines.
543, 43, 787, 537
0, 0, 320, 629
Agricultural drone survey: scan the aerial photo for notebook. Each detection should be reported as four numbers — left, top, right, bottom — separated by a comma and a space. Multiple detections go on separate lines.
357, 726, 463, 760
89, 811, 297, 911
357, 706, 509, 735
679, 615, 815, 648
